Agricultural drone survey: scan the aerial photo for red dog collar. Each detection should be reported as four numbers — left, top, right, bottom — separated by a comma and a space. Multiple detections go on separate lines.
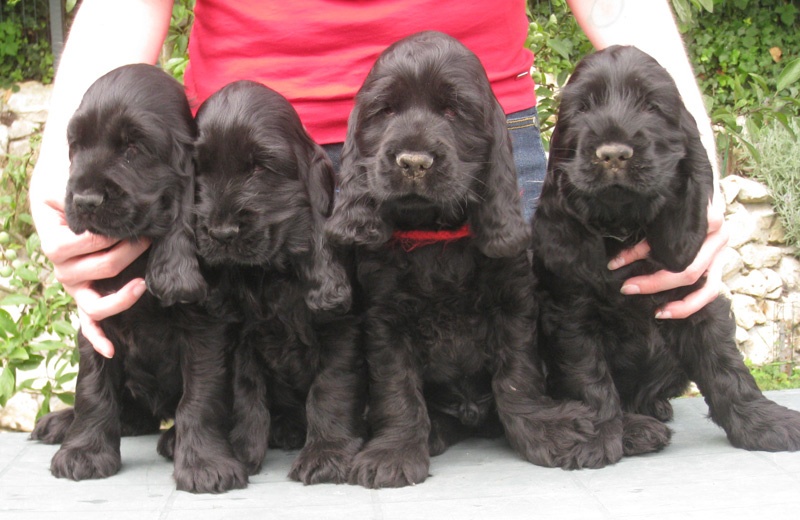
391, 223, 473, 252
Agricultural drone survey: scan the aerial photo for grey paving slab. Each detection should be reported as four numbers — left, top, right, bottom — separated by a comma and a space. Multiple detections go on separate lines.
1, 389, 799, 520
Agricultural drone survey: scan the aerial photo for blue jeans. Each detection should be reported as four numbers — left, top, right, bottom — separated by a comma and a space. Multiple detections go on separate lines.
507, 107, 546, 219
323, 106, 547, 220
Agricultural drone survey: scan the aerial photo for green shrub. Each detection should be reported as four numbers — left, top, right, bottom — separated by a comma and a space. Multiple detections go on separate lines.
526, 0, 592, 148
677, 0, 799, 110
745, 119, 800, 252
0, 143, 77, 417
746, 360, 800, 391
676, 0, 800, 174
0, 0, 55, 90
161, 0, 195, 82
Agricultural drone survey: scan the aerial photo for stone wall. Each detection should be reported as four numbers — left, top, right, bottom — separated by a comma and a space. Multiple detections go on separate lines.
1, 81, 51, 160
720, 175, 800, 365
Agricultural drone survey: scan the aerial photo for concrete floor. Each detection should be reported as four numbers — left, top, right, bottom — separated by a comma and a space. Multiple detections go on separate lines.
2, 389, 800, 520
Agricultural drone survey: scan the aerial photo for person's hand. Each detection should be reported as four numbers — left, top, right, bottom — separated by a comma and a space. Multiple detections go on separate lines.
607, 194, 729, 319
33, 189, 150, 358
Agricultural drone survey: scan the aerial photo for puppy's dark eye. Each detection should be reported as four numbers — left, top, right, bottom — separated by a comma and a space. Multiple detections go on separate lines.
572, 101, 590, 114
379, 106, 395, 117
124, 142, 138, 160
645, 101, 660, 113
567, 93, 592, 113
119, 126, 140, 160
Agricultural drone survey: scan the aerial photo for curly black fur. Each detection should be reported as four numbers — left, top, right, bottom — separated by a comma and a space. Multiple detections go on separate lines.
327, 31, 610, 489
29, 64, 246, 494
531, 45, 800, 462
193, 80, 365, 485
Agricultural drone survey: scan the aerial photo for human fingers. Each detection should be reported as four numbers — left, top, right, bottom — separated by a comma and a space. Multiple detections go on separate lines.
54, 239, 151, 287
607, 239, 651, 270
608, 197, 724, 272
707, 192, 725, 234
77, 308, 116, 359
69, 277, 148, 323
33, 197, 119, 264
654, 252, 724, 319
619, 219, 729, 322
43, 229, 121, 266
619, 221, 728, 296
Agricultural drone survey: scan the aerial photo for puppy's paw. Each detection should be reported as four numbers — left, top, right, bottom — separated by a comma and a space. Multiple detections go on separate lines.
157, 426, 176, 459
622, 413, 672, 456
51, 444, 121, 480
427, 427, 450, 457
725, 400, 800, 452
549, 418, 626, 470
230, 430, 267, 476
289, 437, 363, 485
636, 398, 674, 422
503, 403, 623, 470
173, 455, 249, 494
427, 413, 467, 457
30, 409, 75, 444
348, 442, 429, 489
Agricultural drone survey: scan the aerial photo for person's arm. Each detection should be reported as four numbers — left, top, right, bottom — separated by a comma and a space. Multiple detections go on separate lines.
30, 0, 175, 357
567, 0, 729, 319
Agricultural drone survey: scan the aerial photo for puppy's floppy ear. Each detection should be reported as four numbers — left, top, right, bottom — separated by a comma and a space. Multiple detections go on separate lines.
645, 106, 714, 272
325, 106, 391, 248
471, 102, 531, 258
146, 139, 208, 306
300, 144, 352, 313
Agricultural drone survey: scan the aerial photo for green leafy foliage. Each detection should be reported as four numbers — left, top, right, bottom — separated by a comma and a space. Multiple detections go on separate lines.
746, 360, 800, 391
672, 0, 716, 21
0, 143, 78, 416
677, 0, 800, 174
745, 119, 800, 252
161, 0, 195, 82
526, 0, 592, 149
0, 0, 55, 90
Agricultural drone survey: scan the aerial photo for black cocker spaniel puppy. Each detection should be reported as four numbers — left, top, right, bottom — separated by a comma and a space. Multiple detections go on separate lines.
531, 45, 800, 462
193, 80, 365, 485
30, 64, 247, 494
327, 31, 609, 489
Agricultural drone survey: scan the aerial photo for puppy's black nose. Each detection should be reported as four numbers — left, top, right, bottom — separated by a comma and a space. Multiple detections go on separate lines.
397, 152, 434, 179
596, 143, 633, 171
72, 192, 105, 211
208, 224, 239, 243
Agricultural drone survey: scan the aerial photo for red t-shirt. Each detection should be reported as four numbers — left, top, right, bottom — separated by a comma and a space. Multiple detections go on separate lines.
183, 0, 536, 144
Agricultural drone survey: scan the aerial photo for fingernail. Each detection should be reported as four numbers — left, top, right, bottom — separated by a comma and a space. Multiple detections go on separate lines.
135, 279, 147, 294
655, 310, 672, 320
608, 257, 624, 269
620, 284, 640, 295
